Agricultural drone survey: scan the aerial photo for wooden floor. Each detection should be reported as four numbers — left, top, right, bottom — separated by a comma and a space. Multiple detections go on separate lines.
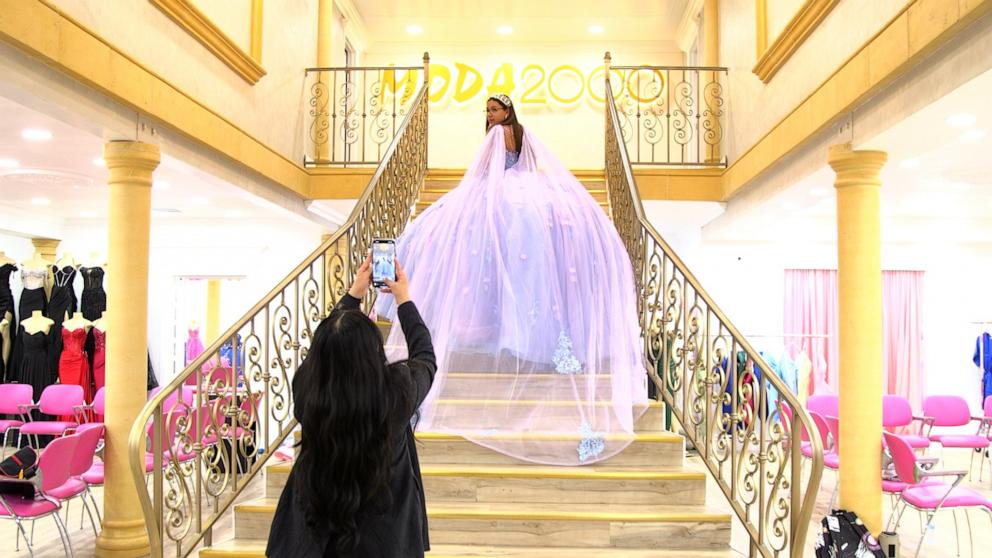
5, 449, 992, 557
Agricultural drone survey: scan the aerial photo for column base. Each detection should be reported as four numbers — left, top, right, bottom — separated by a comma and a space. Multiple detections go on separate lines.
704, 156, 723, 165
95, 518, 151, 558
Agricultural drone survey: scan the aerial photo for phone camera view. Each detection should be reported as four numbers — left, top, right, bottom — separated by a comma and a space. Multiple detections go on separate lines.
372, 242, 396, 286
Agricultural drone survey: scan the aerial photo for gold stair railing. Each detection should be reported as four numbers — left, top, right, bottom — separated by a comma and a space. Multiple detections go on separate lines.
128, 78, 429, 558
605, 61, 824, 558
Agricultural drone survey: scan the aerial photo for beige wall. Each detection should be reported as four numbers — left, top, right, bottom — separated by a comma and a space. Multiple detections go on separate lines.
366, 43, 683, 169
766, 0, 807, 43
190, 0, 252, 52
720, 0, 906, 163
50, 0, 319, 162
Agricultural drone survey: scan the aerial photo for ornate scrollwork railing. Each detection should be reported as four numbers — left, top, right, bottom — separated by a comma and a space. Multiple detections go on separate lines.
304, 54, 429, 167
129, 82, 429, 558
605, 67, 823, 558
606, 53, 726, 167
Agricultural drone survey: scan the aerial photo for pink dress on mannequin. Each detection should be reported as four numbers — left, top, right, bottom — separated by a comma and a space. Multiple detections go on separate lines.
376, 126, 648, 466
59, 327, 92, 421
186, 327, 205, 365
92, 328, 106, 392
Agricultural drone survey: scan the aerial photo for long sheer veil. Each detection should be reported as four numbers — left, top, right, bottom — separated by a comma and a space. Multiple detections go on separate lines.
377, 125, 648, 465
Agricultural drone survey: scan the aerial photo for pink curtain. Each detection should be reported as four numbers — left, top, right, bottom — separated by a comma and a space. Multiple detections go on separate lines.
784, 270, 840, 395
783, 269, 924, 407
882, 271, 925, 409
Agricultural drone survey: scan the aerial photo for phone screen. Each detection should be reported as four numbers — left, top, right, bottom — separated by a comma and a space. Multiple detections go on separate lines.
372, 239, 396, 287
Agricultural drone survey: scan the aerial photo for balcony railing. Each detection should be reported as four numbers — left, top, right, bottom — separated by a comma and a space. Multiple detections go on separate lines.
607, 54, 727, 167
304, 54, 429, 167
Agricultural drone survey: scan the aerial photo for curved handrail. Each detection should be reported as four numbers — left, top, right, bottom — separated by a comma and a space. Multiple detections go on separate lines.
129, 80, 430, 558
605, 59, 823, 558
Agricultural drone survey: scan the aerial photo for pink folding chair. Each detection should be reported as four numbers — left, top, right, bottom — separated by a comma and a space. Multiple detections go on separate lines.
885, 432, 992, 558
921, 395, 990, 478
882, 394, 931, 450
18, 385, 85, 448
46, 426, 104, 535
76, 387, 106, 436
806, 393, 838, 418
0, 434, 78, 557
0, 384, 33, 459
823, 415, 841, 508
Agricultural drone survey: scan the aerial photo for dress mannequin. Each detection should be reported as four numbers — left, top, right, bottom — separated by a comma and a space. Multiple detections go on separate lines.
0, 251, 15, 382
60, 311, 93, 409
9, 259, 50, 379
93, 312, 107, 391
49, 253, 80, 373
17, 311, 54, 400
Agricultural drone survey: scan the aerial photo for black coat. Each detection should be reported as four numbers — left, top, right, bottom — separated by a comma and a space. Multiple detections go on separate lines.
266, 295, 436, 558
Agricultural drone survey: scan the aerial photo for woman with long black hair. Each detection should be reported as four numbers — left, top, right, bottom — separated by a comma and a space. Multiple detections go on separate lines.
267, 252, 436, 558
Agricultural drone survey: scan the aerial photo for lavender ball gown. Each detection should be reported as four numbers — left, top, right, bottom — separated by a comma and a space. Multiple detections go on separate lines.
376, 125, 648, 465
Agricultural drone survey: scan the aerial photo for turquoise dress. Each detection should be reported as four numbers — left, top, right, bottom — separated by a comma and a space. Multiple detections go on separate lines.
505, 151, 520, 169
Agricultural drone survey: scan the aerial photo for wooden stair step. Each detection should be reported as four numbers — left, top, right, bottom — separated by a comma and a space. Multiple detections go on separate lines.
415, 431, 684, 468
234, 498, 730, 549
201, 540, 738, 557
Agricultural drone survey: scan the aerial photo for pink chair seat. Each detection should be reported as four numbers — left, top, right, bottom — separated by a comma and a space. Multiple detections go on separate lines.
898, 434, 932, 449
20, 421, 77, 435
76, 422, 105, 435
0, 496, 60, 516
882, 477, 941, 494
0, 419, 24, 431
824, 453, 839, 469
929, 434, 990, 448
82, 462, 104, 484
902, 484, 992, 510
46, 477, 87, 499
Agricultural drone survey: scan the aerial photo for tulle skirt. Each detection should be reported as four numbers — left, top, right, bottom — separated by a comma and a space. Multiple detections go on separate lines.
377, 127, 648, 465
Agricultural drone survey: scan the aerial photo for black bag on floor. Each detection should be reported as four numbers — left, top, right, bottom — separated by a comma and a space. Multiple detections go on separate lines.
0, 447, 41, 498
814, 509, 885, 558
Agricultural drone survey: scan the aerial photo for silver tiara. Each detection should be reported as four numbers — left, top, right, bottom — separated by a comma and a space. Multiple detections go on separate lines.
491, 93, 513, 107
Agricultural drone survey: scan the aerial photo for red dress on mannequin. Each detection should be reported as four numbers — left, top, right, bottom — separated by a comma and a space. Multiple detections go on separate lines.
59, 327, 92, 420
93, 328, 106, 392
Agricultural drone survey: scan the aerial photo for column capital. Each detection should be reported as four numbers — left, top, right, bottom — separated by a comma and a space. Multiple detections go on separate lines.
827, 143, 887, 187
103, 141, 161, 178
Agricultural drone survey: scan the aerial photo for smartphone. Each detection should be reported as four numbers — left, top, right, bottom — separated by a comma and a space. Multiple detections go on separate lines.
371, 239, 396, 288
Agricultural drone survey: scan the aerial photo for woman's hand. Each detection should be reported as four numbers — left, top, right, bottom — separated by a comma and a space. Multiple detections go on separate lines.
382, 259, 411, 305
348, 252, 373, 299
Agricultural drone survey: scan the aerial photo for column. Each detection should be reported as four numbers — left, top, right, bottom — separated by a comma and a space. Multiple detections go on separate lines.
702, 0, 722, 165
95, 140, 159, 558
314, 0, 335, 164
205, 278, 221, 344
828, 142, 887, 534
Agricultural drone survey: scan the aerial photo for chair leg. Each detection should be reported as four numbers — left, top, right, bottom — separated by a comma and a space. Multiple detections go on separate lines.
891, 499, 910, 531
968, 450, 976, 480
966, 510, 974, 558
87, 487, 103, 526
1, 429, 8, 460
80, 494, 99, 537
63, 499, 71, 525
915, 512, 937, 558
952, 509, 961, 557
14, 518, 35, 558
52, 509, 75, 558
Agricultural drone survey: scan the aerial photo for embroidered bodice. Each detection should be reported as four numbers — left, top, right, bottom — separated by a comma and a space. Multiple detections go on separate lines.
21, 267, 48, 290
94, 328, 106, 353
505, 151, 520, 169
52, 265, 78, 288
61, 327, 88, 355
81, 267, 105, 291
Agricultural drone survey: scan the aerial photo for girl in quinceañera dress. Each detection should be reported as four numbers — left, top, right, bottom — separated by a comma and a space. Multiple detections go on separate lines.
377, 94, 647, 466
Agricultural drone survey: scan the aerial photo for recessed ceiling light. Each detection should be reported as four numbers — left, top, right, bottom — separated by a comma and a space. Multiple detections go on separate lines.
30, 197, 51, 206
496, 25, 513, 35
154, 180, 170, 190
406, 24, 423, 34
960, 129, 987, 142
191, 196, 210, 205
92, 157, 105, 167
946, 113, 977, 128
80, 210, 97, 218
810, 187, 830, 197
588, 24, 605, 34
899, 158, 920, 169
0, 158, 18, 169
22, 128, 53, 141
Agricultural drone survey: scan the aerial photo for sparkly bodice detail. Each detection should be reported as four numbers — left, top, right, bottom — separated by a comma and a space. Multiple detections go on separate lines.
94, 328, 106, 352
81, 267, 105, 290
21, 267, 48, 290
505, 151, 520, 170
62, 327, 88, 354
52, 265, 78, 288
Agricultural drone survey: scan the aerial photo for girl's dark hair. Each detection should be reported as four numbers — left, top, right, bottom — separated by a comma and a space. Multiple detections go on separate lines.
292, 309, 413, 553
485, 96, 524, 153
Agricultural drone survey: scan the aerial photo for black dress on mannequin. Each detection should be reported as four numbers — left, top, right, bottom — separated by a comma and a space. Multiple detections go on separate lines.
0, 263, 16, 383
17, 327, 52, 402
47, 265, 78, 373
8, 267, 49, 382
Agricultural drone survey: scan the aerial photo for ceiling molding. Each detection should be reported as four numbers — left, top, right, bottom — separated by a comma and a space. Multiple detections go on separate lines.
335, 0, 370, 52
150, 0, 266, 84
675, 0, 705, 54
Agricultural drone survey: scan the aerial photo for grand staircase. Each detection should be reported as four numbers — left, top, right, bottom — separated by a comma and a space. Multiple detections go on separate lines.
195, 173, 734, 558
